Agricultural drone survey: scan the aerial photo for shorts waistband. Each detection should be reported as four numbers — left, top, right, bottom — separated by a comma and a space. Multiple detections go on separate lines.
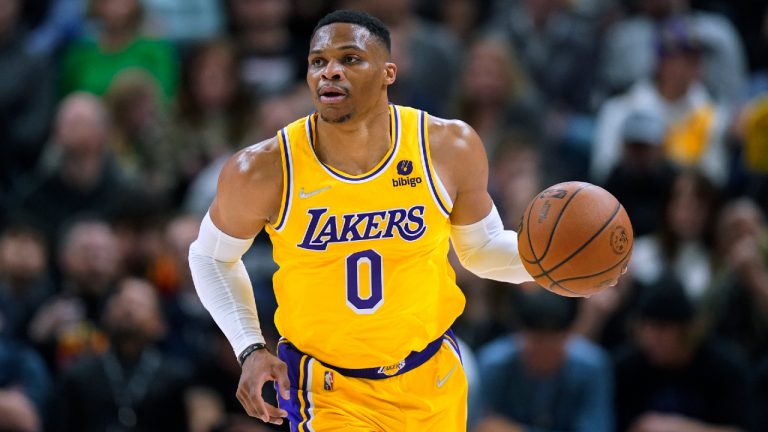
279, 329, 454, 380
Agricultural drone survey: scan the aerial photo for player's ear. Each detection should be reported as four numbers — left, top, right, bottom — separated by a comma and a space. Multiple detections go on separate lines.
384, 62, 397, 86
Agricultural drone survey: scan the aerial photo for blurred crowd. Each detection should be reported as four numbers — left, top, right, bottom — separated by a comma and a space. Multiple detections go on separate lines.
0, 0, 767, 431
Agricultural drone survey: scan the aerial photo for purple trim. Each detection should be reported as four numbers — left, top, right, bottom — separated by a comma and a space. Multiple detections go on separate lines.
274, 128, 292, 231
280, 330, 448, 380
276, 341, 304, 432
443, 329, 463, 364
307, 107, 400, 182
301, 359, 311, 432
419, 111, 450, 216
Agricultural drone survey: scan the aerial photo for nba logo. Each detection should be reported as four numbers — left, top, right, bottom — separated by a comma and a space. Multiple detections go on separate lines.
324, 370, 334, 391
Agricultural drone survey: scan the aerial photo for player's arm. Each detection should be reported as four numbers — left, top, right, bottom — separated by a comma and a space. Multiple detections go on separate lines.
429, 117, 533, 284
188, 138, 289, 424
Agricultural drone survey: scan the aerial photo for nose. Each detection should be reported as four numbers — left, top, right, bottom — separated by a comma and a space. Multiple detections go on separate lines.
322, 59, 343, 81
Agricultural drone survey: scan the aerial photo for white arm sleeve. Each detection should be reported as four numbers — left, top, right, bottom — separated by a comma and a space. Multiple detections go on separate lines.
188, 212, 265, 357
450, 205, 534, 284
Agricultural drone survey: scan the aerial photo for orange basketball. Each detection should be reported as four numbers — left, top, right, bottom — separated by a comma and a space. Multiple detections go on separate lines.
517, 181, 633, 297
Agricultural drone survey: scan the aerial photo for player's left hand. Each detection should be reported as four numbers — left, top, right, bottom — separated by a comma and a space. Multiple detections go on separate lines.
237, 349, 291, 425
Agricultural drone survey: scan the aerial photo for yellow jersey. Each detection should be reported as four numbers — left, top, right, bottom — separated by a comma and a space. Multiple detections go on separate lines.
264, 104, 465, 369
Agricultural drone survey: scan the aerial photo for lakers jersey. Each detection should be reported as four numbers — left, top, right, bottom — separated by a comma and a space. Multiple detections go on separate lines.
264, 105, 466, 369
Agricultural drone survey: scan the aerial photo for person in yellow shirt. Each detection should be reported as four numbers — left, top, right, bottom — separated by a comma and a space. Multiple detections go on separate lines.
188, 10, 542, 432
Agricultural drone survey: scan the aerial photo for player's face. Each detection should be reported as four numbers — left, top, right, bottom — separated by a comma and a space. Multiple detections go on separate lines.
307, 23, 396, 123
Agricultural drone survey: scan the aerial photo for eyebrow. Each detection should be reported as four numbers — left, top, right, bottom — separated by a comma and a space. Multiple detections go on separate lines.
309, 44, 365, 55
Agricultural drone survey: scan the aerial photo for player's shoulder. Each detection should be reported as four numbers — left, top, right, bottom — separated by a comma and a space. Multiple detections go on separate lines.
219, 136, 283, 189
427, 115, 480, 152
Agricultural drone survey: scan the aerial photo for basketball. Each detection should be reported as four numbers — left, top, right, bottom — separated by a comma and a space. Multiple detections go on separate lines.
518, 181, 633, 297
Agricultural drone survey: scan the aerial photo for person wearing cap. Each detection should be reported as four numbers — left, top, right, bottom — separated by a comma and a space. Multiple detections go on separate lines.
614, 276, 754, 432
475, 290, 612, 432
591, 18, 728, 187
603, 110, 678, 237
599, 0, 747, 104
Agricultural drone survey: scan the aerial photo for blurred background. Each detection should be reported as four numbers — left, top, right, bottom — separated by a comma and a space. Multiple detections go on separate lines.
0, 0, 767, 431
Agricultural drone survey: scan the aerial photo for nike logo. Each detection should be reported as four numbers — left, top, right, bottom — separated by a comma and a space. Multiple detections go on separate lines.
299, 186, 331, 199
436, 365, 458, 388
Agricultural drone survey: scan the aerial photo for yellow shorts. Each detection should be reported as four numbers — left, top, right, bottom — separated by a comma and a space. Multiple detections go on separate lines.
276, 331, 468, 431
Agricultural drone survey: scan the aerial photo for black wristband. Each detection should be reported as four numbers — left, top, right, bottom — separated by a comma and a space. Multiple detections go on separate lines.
238, 342, 268, 366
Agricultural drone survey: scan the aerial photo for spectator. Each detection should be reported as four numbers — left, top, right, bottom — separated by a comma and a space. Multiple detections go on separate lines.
573, 275, 646, 352
614, 277, 753, 431
490, 0, 598, 116
602, 110, 679, 237
738, 92, 768, 209
341, 0, 463, 116
489, 0, 600, 181
476, 289, 613, 432
453, 35, 543, 155
631, 169, 720, 302
489, 135, 541, 231
53, 277, 191, 432
104, 69, 176, 196
111, 190, 169, 279
59, 0, 177, 99
171, 39, 261, 197
591, 22, 729, 186
226, 0, 306, 98
0, 0, 54, 202
142, 0, 224, 43
153, 213, 220, 363
0, 334, 52, 432
600, 0, 747, 103
435, 0, 491, 43
0, 224, 52, 343
8, 93, 127, 246
703, 198, 768, 363
28, 218, 119, 371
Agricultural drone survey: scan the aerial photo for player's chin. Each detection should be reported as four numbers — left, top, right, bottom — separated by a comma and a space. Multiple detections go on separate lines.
319, 108, 353, 123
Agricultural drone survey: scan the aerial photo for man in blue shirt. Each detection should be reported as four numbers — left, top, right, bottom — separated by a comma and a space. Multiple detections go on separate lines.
476, 289, 613, 432
0, 329, 51, 431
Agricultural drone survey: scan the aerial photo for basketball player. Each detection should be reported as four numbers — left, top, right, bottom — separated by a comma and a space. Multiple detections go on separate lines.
189, 10, 533, 431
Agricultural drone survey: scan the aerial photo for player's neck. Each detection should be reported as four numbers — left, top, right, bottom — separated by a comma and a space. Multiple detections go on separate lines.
315, 104, 392, 175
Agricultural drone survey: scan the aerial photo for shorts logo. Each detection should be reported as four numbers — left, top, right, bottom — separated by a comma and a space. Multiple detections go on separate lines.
324, 370, 334, 391
436, 365, 458, 388
377, 360, 406, 376
397, 160, 413, 176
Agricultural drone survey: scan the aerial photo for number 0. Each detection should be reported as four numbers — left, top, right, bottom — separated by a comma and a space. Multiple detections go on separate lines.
345, 249, 383, 314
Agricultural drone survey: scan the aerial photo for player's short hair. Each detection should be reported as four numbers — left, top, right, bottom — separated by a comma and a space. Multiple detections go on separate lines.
518, 290, 577, 331
313, 10, 391, 52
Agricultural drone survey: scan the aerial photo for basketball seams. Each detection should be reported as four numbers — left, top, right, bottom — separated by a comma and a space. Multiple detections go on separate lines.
536, 183, 591, 262
521, 183, 591, 265
529, 202, 622, 279
554, 245, 632, 284
520, 182, 633, 297
523, 202, 582, 296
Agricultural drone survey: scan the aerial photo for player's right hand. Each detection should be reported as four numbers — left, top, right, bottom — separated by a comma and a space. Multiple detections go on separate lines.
236, 349, 291, 425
